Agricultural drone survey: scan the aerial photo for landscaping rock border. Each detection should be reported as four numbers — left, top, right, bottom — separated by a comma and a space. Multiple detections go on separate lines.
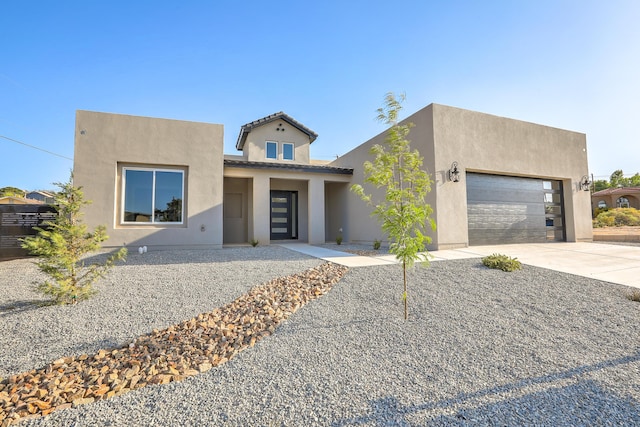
0, 262, 347, 426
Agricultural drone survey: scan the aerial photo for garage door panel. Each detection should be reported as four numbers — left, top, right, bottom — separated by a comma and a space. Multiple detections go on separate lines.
467, 202, 546, 216
466, 173, 564, 245
469, 229, 547, 245
468, 188, 545, 204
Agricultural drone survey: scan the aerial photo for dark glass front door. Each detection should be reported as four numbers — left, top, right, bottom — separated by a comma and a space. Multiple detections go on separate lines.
270, 191, 298, 240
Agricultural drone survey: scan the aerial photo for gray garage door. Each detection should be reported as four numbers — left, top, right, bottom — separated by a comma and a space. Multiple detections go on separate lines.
466, 173, 565, 245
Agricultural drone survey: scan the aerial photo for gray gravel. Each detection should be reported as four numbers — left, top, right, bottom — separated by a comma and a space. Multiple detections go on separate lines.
2, 247, 639, 426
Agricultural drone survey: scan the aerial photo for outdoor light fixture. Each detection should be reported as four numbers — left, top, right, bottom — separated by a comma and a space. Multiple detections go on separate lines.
448, 161, 460, 182
580, 175, 591, 191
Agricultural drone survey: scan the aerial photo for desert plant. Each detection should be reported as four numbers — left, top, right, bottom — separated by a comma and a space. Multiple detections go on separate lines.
351, 93, 436, 320
336, 227, 343, 245
373, 239, 381, 250
626, 289, 640, 302
482, 253, 522, 272
21, 174, 127, 304
250, 239, 259, 247
593, 208, 640, 227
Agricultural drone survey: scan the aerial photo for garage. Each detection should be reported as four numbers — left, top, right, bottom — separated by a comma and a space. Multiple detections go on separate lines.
466, 173, 565, 246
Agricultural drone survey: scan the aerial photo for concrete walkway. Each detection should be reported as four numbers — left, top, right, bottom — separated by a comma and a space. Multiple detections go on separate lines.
279, 242, 640, 289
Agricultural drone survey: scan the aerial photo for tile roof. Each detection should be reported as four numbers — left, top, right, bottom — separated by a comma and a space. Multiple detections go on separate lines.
235, 112, 318, 150
592, 187, 640, 197
224, 159, 352, 175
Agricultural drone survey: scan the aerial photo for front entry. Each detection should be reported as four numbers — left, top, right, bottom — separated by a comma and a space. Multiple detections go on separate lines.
270, 190, 298, 240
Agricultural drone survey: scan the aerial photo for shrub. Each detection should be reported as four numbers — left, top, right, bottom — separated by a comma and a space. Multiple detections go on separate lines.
250, 239, 259, 247
593, 208, 640, 227
482, 253, 522, 272
21, 175, 127, 304
626, 289, 640, 302
373, 239, 381, 250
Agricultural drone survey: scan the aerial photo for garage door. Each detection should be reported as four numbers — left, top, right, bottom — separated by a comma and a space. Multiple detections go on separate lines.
466, 173, 565, 245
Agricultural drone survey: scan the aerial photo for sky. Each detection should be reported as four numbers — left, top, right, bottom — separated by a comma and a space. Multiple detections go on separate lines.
1, 0, 639, 191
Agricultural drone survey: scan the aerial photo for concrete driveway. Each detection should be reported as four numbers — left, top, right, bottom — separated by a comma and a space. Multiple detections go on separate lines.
433, 242, 640, 289
282, 242, 640, 289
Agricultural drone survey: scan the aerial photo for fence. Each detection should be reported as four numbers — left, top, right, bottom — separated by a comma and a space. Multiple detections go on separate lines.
0, 204, 57, 260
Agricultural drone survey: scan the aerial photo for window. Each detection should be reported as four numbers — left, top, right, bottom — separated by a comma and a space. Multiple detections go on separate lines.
122, 168, 184, 224
282, 143, 294, 161
266, 141, 277, 159
617, 197, 630, 208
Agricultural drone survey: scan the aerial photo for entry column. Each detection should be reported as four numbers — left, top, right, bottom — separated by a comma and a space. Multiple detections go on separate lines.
252, 175, 271, 244
308, 178, 325, 244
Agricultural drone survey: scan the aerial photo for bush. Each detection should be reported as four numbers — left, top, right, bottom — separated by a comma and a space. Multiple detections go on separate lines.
373, 239, 381, 250
482, 253, 522, 272
626, 289, 640, 302
593, 208, 640, 228
21, 175, 127, 304
250, 239, 259, 247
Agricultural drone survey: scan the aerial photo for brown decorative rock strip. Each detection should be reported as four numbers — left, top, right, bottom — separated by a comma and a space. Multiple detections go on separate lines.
0, 262, 347, 426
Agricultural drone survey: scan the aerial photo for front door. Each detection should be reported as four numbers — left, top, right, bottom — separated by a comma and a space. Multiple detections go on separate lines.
270, 191, 298, 240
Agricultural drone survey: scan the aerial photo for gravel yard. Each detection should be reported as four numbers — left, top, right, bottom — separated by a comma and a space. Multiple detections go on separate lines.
1, 246, 639, 426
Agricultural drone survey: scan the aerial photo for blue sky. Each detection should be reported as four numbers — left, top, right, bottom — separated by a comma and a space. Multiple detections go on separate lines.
2, 1, 639, 190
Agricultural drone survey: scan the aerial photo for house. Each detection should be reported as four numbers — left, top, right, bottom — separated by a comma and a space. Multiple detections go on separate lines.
591, 187, 640, 211
73, 103, 593, 251
0, 196, 44, 205
25, 190, 56, 204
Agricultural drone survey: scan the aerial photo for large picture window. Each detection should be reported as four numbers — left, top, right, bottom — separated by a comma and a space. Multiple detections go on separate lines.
122, 168, 184, 224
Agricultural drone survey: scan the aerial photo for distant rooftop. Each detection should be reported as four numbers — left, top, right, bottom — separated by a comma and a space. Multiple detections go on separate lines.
592, 187, 640, 196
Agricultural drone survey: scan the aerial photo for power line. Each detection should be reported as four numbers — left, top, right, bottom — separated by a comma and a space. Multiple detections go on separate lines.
0, 134, 73, 161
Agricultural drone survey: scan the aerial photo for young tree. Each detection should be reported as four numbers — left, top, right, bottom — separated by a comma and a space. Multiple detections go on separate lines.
22, 174, 127, 304
351, 93, 436, 320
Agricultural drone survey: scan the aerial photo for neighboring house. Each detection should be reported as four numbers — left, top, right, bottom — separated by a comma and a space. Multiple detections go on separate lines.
73, 104, 593, 251
591, 187, 640, 212
0, 196, 44, 205
26, 190, 55, 204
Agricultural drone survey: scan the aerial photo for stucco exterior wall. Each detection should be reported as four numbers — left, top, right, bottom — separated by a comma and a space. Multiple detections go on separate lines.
332, 103, 592, 249
243, 119, 311, 164
429, 104, 591, 246
73, 110, 224, 250
223, 166, 351, 244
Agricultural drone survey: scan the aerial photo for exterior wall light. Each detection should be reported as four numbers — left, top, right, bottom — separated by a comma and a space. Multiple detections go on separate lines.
448, 161, 461, 182
580, 175, 591, 191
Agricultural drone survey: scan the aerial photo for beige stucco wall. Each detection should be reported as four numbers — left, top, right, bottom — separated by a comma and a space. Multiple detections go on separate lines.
332, 103, 592, 249
223, 166, 351, 244
73, 110, 224, 250
242, 119, 311, 164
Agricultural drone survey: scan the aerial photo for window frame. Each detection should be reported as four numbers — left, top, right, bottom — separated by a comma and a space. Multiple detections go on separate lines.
121, 166, 185, 225
265, 141, 277, 159
282, 142, 294, 161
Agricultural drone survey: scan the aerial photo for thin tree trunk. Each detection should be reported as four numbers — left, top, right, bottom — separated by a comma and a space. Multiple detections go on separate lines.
403, 260, 408, 320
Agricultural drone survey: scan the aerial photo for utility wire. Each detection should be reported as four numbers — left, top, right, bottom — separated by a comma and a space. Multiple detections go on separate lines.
0, 134, 73, 161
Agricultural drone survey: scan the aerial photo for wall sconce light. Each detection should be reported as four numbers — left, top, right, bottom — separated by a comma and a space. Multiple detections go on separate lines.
580, 175, 591, 191
448, 161, 460, 182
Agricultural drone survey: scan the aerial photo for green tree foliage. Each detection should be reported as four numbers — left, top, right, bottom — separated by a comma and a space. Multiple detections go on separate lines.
592, 170, 640, 191
22, 174, 127, 304
0, 186, 26, 197
609, 169, 628, 188
351, 93, 436, 320
593, 180, 610, 192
